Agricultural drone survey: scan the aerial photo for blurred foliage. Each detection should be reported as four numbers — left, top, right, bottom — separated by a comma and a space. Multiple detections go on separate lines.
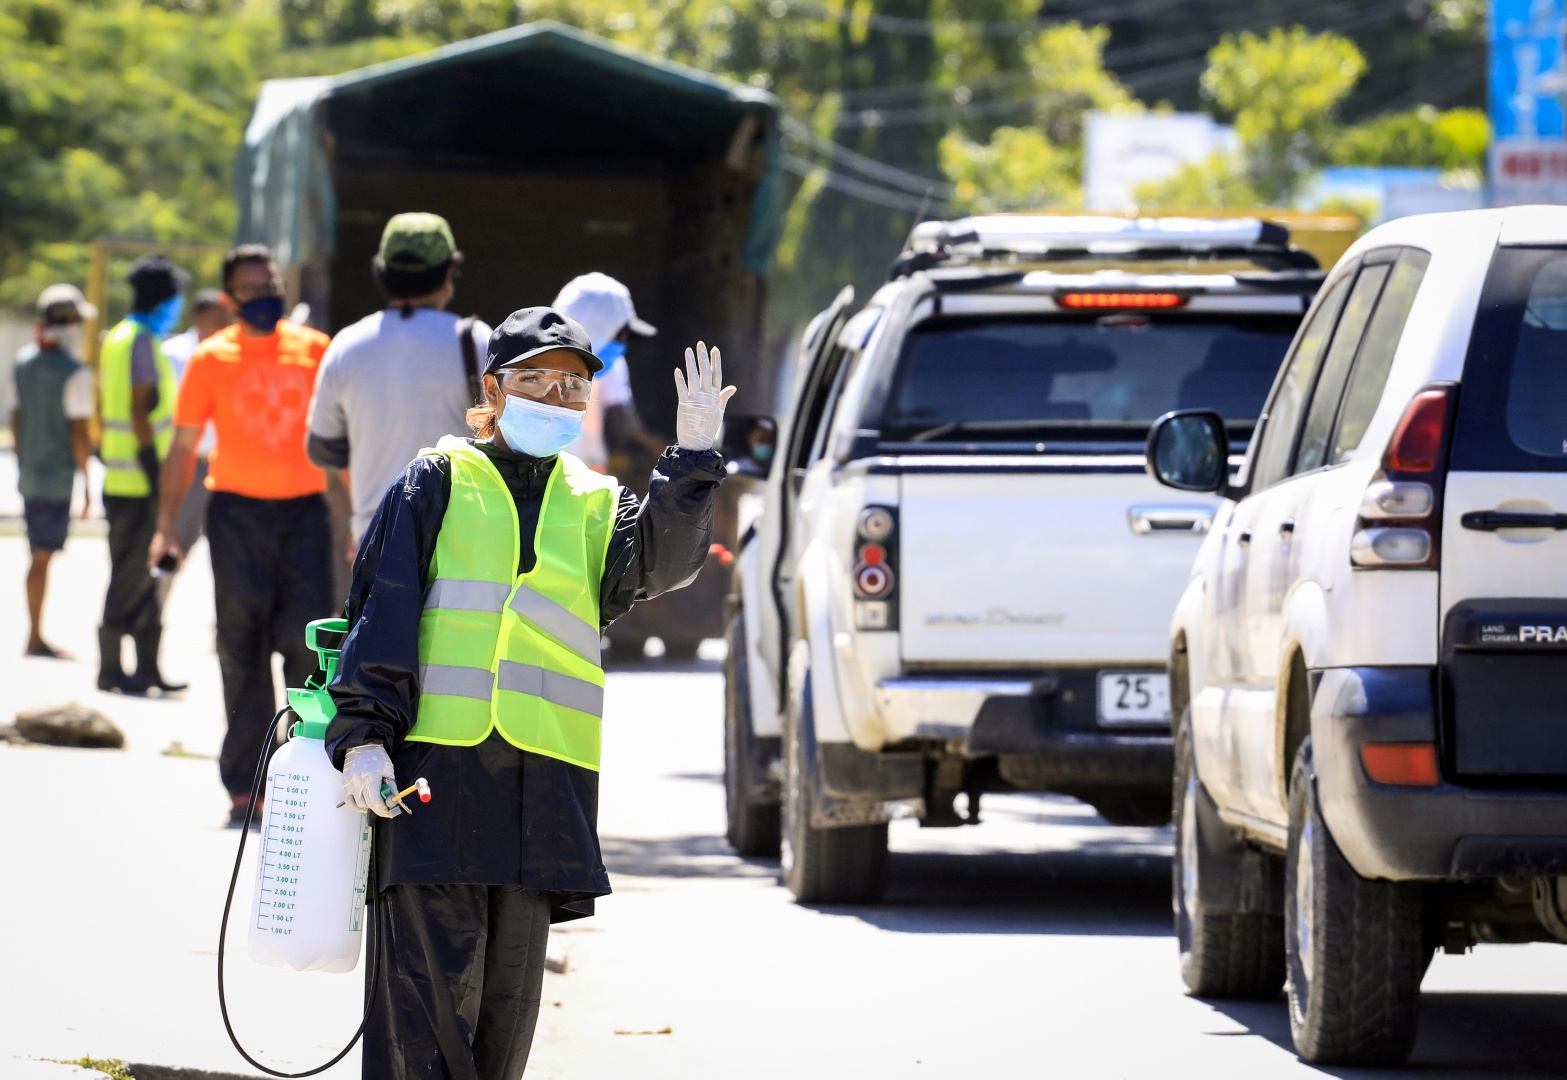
0, 0, 273, 309
1422, 0, 1486, 33
1138, 27, 1489, 210
1201, 26, 1366, 204
0, 0, 446, 313
1036, 0, 1486, 126
938, 23, 1135, 213
1135, 153, 1263, 211
0, 0, 1500, 334
941, 126, 1076, 212
1332, 105, 1490, 172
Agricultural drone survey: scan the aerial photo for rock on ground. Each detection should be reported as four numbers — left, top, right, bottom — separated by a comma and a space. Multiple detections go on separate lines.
15, 704, 125, 749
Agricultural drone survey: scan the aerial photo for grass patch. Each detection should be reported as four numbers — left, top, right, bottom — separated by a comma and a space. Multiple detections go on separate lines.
55, 1058, 135, 1080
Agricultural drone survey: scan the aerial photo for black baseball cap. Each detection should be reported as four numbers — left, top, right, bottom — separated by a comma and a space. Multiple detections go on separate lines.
485, 307, 603, 375
126, 254, 191, 312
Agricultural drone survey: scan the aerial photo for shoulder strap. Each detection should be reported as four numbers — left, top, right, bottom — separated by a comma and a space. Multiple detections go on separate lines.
457, 315, 482, 405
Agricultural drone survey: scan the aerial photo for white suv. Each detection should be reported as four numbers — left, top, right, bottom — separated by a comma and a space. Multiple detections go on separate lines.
725, 215, 1319, 903
1147, 206, 1567, 1065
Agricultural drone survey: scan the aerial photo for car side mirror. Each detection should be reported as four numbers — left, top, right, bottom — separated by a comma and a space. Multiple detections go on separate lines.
721, 414, 777, 479
1146, 410, 1230, 494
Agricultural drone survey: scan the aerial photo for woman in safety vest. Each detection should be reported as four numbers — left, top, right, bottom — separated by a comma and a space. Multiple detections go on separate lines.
324, 307, 733, 1079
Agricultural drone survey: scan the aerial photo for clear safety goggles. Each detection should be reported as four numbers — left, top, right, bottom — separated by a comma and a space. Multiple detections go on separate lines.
496, 367, 593, 404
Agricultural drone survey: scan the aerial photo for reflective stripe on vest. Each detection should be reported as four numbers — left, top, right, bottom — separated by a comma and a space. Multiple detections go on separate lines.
508, 584, 602, 665
407, 436, 619, 770
98, 319, 178, 498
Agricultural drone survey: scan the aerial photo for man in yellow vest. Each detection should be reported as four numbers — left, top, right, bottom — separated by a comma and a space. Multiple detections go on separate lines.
323, 308, 733, 1079
97, 255, 189, 694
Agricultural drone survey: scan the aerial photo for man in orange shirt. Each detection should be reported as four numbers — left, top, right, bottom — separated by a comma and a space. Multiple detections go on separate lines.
149, 244, 335, 827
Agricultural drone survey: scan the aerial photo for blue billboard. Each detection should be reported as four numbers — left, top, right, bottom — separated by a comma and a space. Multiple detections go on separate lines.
1492, 0, 1566, 139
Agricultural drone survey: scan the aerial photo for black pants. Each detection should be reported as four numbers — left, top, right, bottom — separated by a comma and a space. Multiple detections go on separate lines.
366, 885, 552, 1080
208, 492, 334, 794
101, 494, 160, 675
173, 456, 210, 556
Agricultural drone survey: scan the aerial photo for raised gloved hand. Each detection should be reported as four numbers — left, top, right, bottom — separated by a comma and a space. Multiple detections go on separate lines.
342, 744, 397, 818
674, 341, 737, 452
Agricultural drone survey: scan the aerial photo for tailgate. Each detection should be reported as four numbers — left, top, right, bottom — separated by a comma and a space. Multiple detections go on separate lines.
1440, 473, 1567, 778
897, 463, 1215, 665
1438, 241, 1567, 778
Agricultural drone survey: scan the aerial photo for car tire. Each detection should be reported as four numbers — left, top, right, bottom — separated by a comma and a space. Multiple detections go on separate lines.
780, 642, 888, 904
723, 612, 780, 857
1285, 738, 1425, 1065
1173, 710, 1285, 998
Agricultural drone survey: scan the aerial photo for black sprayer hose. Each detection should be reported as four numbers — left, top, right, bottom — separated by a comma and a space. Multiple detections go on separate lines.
217, 708, 385, 1077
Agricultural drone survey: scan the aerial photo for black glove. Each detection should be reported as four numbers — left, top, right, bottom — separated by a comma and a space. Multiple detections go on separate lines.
137, 446, 160, 498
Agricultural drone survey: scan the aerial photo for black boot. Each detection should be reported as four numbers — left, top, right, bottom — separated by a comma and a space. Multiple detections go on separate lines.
132, 626, 187, 694
97, 627, 131, 692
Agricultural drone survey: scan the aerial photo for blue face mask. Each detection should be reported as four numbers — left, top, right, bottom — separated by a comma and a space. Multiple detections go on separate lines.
594, 340, 626, 376
496, 396, 584, 458
134, 294, 185, 337
239, 295, 285, 334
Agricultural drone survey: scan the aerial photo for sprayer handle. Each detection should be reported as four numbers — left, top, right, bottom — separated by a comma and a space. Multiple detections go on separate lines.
305, 618, 351, 683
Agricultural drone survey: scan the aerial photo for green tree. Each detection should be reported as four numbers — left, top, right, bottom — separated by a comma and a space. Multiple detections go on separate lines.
1332, 106, 1489, 173
0, 0, 279, 309
1200, 26, 1365, 203
936, 22, 1134, 212
0, 0, 449, 312
940, 126, 1077, 211
1133, 152, 1263, 211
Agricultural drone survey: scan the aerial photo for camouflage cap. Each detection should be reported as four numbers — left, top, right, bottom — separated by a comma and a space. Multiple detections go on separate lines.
378, 212, 457, 271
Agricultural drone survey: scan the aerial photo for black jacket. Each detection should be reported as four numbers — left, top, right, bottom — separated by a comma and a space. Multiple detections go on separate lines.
324, 439, 723, 920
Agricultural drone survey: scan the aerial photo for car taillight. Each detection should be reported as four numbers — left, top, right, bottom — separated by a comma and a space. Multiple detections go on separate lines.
1360, 742, 1441, 786
1057, 292, 1186, 309
1385, 390, 1449, 471
853, 506, 898, 630
1350, 384, 1455, 570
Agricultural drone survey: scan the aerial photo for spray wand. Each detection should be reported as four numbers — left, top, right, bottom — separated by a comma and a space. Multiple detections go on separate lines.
336, 776, 432, 815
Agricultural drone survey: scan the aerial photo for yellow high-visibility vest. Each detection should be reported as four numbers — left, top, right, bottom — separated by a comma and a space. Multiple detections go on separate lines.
408, 436, 619, 771
98, 318, 177, 498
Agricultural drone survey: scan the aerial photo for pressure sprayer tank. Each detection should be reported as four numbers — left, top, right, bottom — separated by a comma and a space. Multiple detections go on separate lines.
248, 619, 373, 973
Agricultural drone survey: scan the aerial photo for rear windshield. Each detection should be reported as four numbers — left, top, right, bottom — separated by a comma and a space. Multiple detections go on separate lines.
879, 314, 1300, 445
1453, 246, 1567, 472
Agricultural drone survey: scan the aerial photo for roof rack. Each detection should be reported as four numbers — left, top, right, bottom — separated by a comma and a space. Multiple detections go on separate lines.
891, 214, 1319, 279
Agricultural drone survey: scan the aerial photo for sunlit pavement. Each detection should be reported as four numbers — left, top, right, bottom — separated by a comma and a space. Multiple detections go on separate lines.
1, 527, 1564, 1078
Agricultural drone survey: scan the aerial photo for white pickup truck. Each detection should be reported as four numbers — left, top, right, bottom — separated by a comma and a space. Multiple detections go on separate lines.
723, 216, 1320, 902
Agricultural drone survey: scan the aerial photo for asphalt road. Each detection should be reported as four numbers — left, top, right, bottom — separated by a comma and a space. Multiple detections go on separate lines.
1, 533, 1564, 1079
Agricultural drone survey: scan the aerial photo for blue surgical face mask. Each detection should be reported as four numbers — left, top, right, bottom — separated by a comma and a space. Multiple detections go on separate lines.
495, 395, 584, 458
134, 294, 185, 337
595, 340, 626, 375
239, 295, 285, 334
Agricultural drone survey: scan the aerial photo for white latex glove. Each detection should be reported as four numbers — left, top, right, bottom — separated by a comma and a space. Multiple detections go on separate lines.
674, 341, 738, 452
342, 744, 397, 818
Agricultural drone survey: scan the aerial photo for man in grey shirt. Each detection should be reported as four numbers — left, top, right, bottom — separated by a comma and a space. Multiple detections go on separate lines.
306, 213, 490, 545
13, 284, 95, 658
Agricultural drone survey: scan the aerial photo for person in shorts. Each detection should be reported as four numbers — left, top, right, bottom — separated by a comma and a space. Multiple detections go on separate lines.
13, 284, 96, 658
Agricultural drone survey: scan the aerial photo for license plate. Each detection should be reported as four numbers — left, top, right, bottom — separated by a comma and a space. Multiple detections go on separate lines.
1097, 671, 1170, 725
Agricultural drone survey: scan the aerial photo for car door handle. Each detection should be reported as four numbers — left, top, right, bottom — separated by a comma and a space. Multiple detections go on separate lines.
1278, 519, 1295, 535
1460, 510, 1567, 531
1128, 506, 1215, 534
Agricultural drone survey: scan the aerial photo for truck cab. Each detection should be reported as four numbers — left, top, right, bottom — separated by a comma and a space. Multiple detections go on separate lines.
725, 215, 1320, 902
